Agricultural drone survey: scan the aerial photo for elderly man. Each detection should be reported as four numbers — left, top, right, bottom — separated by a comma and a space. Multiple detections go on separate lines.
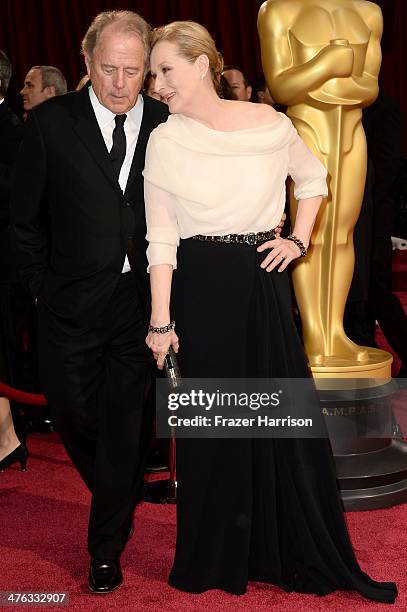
20, 65, 67, 111
12, 11, 168, 593
222, 65, 252, 101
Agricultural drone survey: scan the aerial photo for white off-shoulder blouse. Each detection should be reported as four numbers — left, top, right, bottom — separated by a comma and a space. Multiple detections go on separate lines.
143, 112, 328, 270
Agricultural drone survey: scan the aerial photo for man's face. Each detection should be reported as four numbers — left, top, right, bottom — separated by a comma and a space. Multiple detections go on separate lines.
20, 68, 54, 110
86, 25, 145, 114
222, 69, 252, 102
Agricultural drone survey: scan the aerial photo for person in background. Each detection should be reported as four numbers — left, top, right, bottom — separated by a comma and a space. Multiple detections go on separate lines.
251, 76, 287, 114
20, 65, 67, 112
0, 49, 28, 471
16, 64, 67, 432
144, 71, 162, 101
219, 74, 236, 100
345, 91, 407, 376
222, 64, 251, 101
251, 76, 275, 105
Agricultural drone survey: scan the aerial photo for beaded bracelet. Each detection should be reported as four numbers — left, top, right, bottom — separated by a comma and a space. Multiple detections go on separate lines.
286, 234, 308, 257
148, 321, 175, 334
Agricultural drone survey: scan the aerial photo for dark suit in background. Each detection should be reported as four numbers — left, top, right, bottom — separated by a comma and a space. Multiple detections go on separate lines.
0, 101, 31, 388
0, 101, 24, 282
346, 93, 407, 375
11, 86, 168, 559
363, 93, 407, 374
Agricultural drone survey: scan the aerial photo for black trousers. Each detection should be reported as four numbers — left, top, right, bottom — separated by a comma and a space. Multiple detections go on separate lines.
346, 237, 407, 367
37, 272, 154, 559
368, 237, 407, 366
0, 282, 39, 389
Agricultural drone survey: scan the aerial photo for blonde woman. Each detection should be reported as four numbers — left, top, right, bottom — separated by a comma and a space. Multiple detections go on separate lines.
143, 21, 396, 603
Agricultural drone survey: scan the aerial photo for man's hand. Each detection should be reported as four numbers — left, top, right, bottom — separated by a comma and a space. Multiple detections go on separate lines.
273, 212, 286, 237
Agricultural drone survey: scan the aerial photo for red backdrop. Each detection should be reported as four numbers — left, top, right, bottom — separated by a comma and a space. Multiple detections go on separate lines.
2, 0, 406, 149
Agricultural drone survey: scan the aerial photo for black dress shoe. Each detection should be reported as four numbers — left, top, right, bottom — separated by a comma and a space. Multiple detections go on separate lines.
0, 443, 29, 472
88, 558, 123, 594
24, 415, 55, 434
145, 449, 168, 472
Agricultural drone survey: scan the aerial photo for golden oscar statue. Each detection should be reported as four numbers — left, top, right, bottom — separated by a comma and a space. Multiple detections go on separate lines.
258, 0, 392, 380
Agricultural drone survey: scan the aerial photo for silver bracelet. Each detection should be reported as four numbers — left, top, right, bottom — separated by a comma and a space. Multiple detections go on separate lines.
148, 321, 175, 334
286, 234, 307, 257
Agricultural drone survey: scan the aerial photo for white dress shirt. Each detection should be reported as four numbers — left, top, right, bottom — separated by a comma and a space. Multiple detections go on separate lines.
89, 86, 144, 273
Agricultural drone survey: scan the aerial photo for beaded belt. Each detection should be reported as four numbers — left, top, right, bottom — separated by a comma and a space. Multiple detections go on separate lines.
191, 229, 276, 246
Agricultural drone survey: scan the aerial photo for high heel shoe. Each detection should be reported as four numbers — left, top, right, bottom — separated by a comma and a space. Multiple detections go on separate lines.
0, 443, 29, 472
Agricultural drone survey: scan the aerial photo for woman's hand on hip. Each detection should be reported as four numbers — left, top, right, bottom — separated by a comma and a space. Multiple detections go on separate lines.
146, 330, 179, 370
257, 237, 302, 272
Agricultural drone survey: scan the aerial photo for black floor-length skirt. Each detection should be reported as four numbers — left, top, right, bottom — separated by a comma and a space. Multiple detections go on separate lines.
168, 238, 397, 603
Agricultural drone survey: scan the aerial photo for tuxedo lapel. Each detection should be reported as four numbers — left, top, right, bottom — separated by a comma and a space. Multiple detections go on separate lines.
124, 94, 156, 198
0, 102, 7, 123
71, 86, 122, 196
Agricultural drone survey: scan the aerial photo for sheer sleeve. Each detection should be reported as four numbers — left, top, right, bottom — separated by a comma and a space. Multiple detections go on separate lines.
288, 131, 328, 200
145, 179, 179, 271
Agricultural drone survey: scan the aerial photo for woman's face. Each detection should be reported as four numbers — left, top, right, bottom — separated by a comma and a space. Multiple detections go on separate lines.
150, 40, 203, 114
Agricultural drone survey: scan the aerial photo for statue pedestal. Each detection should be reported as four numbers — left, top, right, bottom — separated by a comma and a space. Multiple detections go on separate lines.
313, 348, 407, 510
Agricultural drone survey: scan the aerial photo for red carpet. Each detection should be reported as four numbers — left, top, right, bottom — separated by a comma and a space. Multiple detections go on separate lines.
1, 249, 406, 610
1, 433, 406, 611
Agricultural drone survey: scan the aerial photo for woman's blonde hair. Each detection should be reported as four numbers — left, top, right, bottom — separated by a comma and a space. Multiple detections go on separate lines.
76, 74, 90, 91
150, 21, 224, 92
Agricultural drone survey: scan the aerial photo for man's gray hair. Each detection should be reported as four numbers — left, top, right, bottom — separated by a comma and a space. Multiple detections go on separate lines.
0, 50, 12, 98
81, 10, 151, 72
33, 65, 67, 96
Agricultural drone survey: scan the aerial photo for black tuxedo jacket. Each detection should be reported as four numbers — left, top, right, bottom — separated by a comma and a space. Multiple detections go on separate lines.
0, 102, 24, 283
11, 86, 169, 323
363, 92, 403, 240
